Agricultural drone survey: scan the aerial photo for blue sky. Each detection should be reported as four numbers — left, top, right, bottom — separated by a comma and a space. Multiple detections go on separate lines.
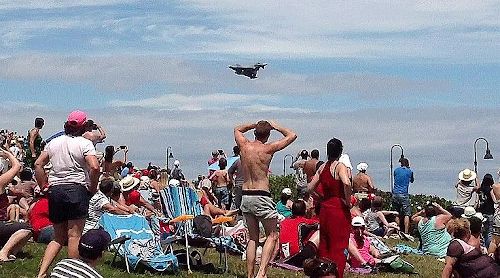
1, 1, 499, 199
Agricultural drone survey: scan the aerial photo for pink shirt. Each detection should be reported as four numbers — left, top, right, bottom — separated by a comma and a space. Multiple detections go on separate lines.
349, 234, 375, 267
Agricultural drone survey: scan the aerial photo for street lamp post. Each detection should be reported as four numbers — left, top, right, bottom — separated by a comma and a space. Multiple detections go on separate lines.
283, 154, 294, 176
165, 146, 174, 170
474, 137, 493, 174
390, 144, 405, 193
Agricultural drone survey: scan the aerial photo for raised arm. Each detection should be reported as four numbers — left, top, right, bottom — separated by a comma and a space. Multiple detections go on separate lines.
234, 123, 256, 146
307, 163, 325, 193
0, 150, 21, 192
267, 121, 297, 152
411, 208, 424, 223
96, 124, 107, 143
434, 202, 452, 227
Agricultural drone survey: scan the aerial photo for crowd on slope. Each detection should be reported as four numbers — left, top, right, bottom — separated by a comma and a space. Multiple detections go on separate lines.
1, 114, 500, 278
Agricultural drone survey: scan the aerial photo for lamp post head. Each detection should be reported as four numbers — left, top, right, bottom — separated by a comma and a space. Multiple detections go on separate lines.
168, 152, 174, 159
484, 149, 493, 160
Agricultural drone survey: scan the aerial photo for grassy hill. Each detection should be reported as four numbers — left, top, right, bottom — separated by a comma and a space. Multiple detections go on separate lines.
0, 239, 444, 278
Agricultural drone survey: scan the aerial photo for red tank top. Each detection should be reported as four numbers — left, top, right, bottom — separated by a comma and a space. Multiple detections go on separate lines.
318, 161, 344, 200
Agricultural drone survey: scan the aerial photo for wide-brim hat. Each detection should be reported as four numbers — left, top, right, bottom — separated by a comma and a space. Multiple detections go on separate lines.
461, 206, 476, 218
459, 168, 476, 182
119, 175, 140, 192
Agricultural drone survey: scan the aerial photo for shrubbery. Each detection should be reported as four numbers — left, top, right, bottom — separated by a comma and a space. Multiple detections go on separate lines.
269, 174, 452, 214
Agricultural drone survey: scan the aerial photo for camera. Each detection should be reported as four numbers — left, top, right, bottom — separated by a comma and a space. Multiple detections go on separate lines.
119, 145, 127, 150
218, 149, 224, 155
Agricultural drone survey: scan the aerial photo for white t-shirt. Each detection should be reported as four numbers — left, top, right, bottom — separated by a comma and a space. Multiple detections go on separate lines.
83, 190, 110, 233
45, 135, 96, 187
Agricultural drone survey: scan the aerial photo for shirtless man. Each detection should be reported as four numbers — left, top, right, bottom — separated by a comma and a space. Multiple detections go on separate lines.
302, 149, 323, 183
210, 158, 231, 209
352, 162, 375, 193
234, 120, 296, 278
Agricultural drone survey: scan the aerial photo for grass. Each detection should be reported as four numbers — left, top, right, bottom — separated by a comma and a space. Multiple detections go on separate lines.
0, 240, 444, 277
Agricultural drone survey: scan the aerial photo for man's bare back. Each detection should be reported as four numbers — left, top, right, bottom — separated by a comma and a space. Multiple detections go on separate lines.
352, 172, 374, 193
234, 121, 297, 191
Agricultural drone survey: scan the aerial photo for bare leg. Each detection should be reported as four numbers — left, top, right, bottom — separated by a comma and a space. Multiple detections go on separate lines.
0, 229, 31, 260
404, 216, 410, 234
348, 240, 367, 265
67, 219, 85, 258
244, 213, 259, 278
37, 222, 67, 278
255, 217, 278, 278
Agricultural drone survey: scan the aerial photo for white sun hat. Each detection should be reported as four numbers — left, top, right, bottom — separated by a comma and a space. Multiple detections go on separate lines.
356, 162, 368, 172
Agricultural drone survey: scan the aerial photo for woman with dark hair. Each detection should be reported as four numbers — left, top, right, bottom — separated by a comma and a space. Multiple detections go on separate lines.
24, 117, 44, 168
411, 203, 452, 258
102, 145, 127, 179
477, 173, 495, 248
307, 138, 352, 278
34, 110, 100, 278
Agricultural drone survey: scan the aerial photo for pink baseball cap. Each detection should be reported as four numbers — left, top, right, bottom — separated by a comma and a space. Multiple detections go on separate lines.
67, 110, 87, 127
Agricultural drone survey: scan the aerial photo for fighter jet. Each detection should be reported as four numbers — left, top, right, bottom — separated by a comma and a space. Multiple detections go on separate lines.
228, 63, 267, 79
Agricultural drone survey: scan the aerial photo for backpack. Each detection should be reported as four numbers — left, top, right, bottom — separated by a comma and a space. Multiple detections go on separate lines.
193, 215, 213, 237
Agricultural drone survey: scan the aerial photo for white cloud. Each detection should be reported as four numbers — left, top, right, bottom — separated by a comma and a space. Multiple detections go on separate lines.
0, 0, 136, 10
111, 93, 277, 111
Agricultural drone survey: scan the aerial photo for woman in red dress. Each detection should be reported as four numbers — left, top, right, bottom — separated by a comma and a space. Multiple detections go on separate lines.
307, 138, 352, 278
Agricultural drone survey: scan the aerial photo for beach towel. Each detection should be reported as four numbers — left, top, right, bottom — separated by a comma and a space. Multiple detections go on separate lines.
99, 213, 178, 272
394, 244, 424, 255
208, 156, 239, 171
368, 236, 393, 256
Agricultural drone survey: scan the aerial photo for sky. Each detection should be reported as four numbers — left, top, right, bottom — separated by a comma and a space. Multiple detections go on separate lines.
1, 1, 499, 199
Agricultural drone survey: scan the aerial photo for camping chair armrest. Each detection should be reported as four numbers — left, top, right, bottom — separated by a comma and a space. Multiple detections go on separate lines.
111, 235, 131, 245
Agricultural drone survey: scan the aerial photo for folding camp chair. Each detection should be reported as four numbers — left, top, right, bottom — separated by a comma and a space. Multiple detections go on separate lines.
159, 185, 242, 273
99, 213, 178, 273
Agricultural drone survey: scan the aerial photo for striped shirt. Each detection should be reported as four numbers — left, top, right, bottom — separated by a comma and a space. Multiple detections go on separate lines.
50, 258, 103, 278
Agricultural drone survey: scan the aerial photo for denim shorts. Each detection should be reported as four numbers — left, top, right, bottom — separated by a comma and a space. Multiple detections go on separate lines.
48, 184, 90, 224
391, 194, 411, 216
214, 186, 230, 206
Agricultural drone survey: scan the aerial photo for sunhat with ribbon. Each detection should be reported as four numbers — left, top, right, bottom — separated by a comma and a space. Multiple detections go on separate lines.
119, 175, 140, 192
459, 168, 476, 182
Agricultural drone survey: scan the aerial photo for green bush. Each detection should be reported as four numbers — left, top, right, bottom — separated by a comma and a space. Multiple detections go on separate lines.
269, 175, 452, 214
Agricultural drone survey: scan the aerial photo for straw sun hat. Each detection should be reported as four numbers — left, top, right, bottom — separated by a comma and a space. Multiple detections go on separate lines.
119, 175, 140, 192
458, 168, 476, 182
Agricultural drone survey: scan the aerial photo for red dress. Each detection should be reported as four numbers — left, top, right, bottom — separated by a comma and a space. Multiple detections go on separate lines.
318, 161, 351, 278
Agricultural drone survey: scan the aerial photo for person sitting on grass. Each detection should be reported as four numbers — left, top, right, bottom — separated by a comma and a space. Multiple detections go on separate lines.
412, 202, 452, 258
442, 218, 499, 278
50, 229, 111, 278
0, 150, 32, 262
28, 184, 54, 244
279, 200, 319, 261
362, 196, 399, 237
349, 216, 381, 268
276, 188, 293, 219
7, 168, 37, 219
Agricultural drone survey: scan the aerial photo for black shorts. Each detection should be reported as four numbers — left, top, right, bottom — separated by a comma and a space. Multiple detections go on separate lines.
48, 184, 90, 224
0, 221, 31, 247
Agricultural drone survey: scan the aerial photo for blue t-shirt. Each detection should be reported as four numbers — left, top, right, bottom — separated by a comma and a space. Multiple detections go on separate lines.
393, 166, 413, 194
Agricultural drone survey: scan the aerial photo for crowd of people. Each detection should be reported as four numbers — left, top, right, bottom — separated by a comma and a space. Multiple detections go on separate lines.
1, 114, 500, 278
